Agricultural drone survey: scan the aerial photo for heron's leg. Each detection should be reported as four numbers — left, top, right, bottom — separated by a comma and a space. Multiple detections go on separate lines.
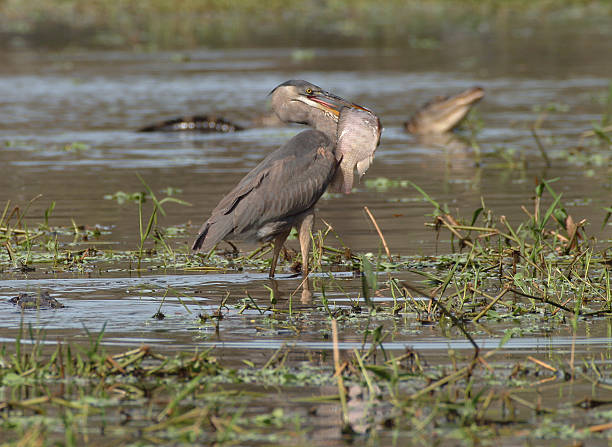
226, 241, 239, 254
269, 231, 290, 278
298, 213, 314, 277
301, 278, 312, 304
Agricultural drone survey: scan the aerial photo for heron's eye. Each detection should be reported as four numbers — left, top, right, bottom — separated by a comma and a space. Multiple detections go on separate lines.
305, 88, 313, 95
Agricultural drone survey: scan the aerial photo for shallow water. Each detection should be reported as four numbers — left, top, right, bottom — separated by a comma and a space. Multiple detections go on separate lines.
1, 43, 611, 325
1, 46, 611, 322
1, 40, 612, 445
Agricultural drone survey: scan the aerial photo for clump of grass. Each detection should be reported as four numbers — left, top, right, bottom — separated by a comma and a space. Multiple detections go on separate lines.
398, 177, 611, 320
4, 310, 612, 447
103, 175, 191, 267
132, 174, 190, 267
0, 326, 331, 445
0, 197, 112, 273
3, 178, 612, 445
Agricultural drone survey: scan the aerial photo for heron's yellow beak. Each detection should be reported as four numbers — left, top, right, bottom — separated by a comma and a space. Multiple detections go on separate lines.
305, 91, 371, 117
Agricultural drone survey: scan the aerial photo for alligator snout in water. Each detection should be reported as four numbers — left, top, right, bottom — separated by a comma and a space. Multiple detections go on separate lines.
138, 112, 287, 133
139, 115, 244, 132
10, 291, 64, 309
405, 87, 484, 135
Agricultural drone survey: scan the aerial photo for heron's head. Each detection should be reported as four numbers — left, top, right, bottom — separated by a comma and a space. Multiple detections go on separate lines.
269, 80, 371, 132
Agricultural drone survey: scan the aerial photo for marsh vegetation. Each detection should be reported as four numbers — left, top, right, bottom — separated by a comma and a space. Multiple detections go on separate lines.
1, 5, 612, 444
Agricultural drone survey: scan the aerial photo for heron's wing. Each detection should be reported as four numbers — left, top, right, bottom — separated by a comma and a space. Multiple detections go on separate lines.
193, 130, 337, 251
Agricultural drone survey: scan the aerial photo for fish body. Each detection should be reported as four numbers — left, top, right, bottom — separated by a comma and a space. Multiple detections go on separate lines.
405, 87, 484, 135
331, 108, 381, 194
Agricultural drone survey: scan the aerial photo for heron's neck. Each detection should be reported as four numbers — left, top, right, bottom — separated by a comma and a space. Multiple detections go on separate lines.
309, 110, 339, 142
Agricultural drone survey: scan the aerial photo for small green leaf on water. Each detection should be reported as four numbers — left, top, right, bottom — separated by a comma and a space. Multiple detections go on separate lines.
104, 191, 147, 205
470, 207, 483, 226
365, 364, 392, 380
409, 36, 440, 49
160, 187, 182, 196
552, 208, 567, 224
164, 226, 185, 236
592, 123, 612, 144
291, 49, 315, 61
63, 142, 90, 152
532, 102, 570, 113
499, 327, 522, 348
361, 255, 376, 305
2, 372, 28, 386
364, 177, 410, 191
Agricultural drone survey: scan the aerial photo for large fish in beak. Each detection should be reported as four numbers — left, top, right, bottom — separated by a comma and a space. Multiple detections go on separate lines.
330, 107, 382, 194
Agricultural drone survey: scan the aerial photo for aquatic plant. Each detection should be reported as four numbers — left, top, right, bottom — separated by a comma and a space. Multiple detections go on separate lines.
2, 178, 612, 445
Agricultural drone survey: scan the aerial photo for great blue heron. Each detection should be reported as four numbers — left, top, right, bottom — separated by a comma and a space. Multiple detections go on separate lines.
192, 80, 381, 277
405, 87, 484, 135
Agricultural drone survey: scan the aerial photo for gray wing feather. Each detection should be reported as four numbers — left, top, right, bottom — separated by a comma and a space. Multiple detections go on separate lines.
192, 130, 337, 252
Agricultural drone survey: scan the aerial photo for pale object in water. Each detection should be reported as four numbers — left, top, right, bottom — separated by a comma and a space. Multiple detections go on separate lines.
405, 86, 484, 135
330, 107, 381, 194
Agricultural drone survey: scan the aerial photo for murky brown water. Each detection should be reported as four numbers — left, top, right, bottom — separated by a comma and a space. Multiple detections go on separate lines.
1, 42, 612, 445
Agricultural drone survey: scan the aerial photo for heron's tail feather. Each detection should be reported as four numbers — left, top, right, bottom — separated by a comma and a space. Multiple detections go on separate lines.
192, 216, 233, 252
191, 223, 211, 251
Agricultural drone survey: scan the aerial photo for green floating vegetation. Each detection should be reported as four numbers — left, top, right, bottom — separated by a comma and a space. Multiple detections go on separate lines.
0, 338, 331, 445
2, 307, 612, 445
1, 174, 611, 300
396, 178, 612, 319
1, 176, 612, 444
364, 177, 412, 191
61, 142, 90, 152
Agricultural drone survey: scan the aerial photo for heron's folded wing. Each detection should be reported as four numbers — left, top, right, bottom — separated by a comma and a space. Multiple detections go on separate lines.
193, 129, 336, 251
230, 144, 338, 234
